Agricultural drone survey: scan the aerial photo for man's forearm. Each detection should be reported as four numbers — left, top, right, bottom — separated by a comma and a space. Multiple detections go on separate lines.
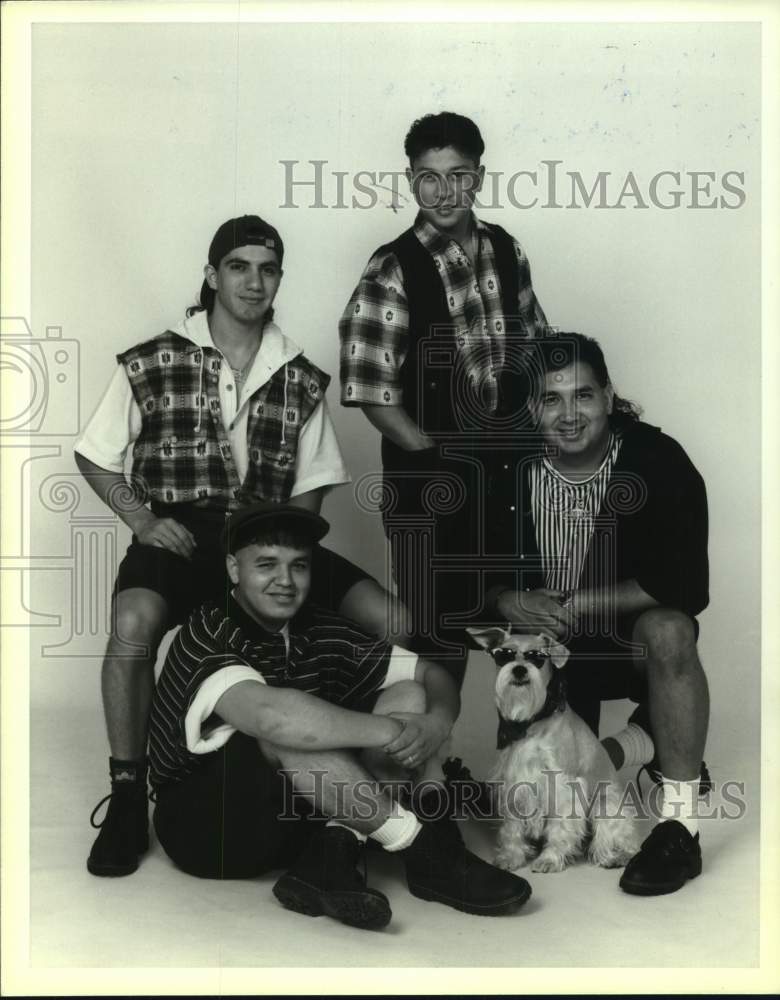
216, 682, 403, 751
74, 451, 155, 535
360, 404, 435, 451
572, 579, 659, 621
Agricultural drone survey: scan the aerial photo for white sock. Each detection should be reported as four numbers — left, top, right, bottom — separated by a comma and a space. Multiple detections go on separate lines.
369, 807, 422, 852
326, 819, 367, 843
659, 775, 700, 836
611, 723, 655, 769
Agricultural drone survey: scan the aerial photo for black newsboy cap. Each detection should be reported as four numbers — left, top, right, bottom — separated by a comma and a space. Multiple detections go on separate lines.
223, 502, 329, 554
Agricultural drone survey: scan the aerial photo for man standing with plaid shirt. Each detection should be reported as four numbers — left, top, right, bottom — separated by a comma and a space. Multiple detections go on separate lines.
340, 112, 548, 696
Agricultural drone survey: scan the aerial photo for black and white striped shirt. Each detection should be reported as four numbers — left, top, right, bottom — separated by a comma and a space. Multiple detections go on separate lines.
530, 434, 622, 593
149, 595, 416, 786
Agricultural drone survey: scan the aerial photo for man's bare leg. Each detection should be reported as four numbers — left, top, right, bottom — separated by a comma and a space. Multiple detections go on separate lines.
102, 588, 169, 758
619, 608, 710, 895
88, 587, 168, 877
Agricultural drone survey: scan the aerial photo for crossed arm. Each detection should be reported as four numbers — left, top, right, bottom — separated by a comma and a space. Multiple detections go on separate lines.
213, 658, 459, 761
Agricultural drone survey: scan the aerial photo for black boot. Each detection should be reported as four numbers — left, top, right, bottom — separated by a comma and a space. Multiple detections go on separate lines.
619, 819, 702, 896
273, 826, 392, 931
87, 757, 149, 877
401, 819, 532, 916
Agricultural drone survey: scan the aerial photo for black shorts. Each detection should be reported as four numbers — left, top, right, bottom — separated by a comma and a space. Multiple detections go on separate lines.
113, 503, 371, 626
153, 734, 324, 879
563, 611, 699, 735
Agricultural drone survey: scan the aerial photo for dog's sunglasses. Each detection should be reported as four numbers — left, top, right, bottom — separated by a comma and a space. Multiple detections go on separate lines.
492, 647, 549, 668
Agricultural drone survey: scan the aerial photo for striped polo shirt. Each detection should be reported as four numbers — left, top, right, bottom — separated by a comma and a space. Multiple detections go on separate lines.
529, 433, 622, 593
149, 595, 417, 787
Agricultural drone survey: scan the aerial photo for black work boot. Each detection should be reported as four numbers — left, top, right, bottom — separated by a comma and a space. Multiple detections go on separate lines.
619, 819, 702, 896
273, 826, 392, 931
401, 819, 532, 916
87, 757, 150, 877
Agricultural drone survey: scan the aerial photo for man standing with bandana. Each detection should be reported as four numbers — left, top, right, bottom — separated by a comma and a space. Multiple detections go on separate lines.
75, 215, 407, 878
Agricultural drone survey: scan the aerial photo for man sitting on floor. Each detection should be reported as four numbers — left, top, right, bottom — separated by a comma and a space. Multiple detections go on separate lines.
149, 502, 532, 929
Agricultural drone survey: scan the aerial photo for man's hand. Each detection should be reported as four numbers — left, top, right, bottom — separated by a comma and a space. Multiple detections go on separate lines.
136, 517, 196, 559
406, 432, 437, 452
496, 588, 578, 639
382, 711, 451, 768
360, 404, 436, 453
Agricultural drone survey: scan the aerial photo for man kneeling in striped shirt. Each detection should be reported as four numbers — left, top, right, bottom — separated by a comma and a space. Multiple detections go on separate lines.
149, 502, 531, 929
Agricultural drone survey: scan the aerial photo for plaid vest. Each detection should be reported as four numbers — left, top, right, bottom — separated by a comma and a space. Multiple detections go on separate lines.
118, 331, 330, 508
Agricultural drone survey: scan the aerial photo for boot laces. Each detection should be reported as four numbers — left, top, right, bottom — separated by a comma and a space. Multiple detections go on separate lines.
636, 761, 713, 800
89, 794, 114, 830
89, 785, 151, 829
642, 822, 693, 859
330, 830, 367, 887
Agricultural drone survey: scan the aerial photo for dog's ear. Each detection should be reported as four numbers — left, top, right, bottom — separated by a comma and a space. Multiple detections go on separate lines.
538, 634, 570, 669
466, 626, 509, 652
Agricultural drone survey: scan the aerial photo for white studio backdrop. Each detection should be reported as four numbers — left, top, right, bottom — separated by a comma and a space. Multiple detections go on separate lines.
26, 19, 760, 780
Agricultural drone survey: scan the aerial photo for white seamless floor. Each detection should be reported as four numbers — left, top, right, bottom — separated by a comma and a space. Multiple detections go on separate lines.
30, 659, 760, 971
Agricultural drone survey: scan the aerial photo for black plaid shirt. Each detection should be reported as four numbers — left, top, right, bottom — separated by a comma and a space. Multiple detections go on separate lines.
339, 213, 547, 414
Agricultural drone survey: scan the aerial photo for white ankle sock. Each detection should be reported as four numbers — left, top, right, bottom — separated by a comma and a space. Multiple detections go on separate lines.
325, 819, 367, 842
659, 775, 700, 836
611, 723, 655, 768
369, 807, 422, 852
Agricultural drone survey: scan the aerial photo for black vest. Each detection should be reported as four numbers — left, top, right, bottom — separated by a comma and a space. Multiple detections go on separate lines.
379, 222, 521, 473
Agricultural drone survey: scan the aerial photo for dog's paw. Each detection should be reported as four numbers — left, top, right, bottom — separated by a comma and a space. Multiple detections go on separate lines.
530, 852, 568, 873
590, 848, 635, 870
494, 851, 528, 872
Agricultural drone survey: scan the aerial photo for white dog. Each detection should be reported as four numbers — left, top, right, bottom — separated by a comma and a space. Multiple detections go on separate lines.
469, 627, 638, 874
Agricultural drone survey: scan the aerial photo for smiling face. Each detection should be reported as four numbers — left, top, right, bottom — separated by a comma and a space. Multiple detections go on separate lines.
531, 361, 614, 472
406, 145, 484, 239
205, 244, 283, 329
226, 542, 311, 631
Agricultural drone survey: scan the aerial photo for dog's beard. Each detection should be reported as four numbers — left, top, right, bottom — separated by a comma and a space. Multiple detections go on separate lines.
496, 665, 548, 721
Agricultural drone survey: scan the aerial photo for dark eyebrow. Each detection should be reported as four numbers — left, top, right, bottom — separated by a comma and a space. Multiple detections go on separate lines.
223, 255, 279, 268
417, 164, 474, 174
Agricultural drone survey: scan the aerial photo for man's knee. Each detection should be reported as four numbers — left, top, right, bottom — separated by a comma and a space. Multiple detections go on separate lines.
112, 589, 168, 650
633, 608, 697, 673
373, 679, 426, 716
